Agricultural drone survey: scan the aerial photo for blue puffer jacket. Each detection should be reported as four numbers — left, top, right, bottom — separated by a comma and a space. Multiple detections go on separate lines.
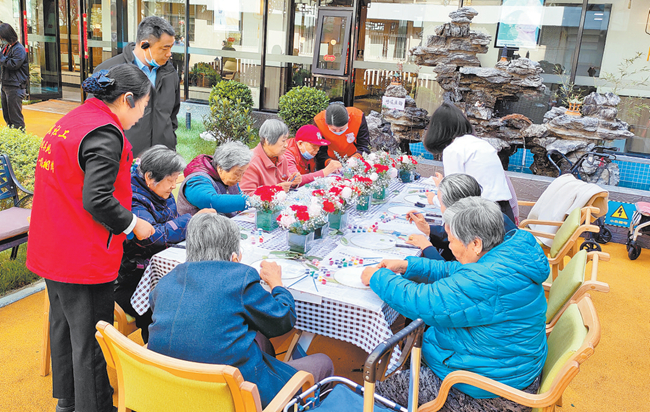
370, 229, 548, 398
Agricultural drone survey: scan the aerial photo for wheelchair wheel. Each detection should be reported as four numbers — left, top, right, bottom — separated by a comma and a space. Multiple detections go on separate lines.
627, 241, 641, 260
595, 227, 612, 244
580, 240, 602, 252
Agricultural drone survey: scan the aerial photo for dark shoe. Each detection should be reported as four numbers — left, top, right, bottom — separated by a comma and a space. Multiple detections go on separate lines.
55, 398, 75, 412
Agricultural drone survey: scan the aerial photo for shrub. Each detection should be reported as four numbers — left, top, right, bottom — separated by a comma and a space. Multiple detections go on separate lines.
189, 62, 221, 88
203, 98, 256, 146
278, 86, 329, 133
0, 127, 41, 211
209, 80, 254, 111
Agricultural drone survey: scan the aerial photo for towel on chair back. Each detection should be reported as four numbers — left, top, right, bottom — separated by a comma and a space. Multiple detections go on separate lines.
527, 174, 608, 247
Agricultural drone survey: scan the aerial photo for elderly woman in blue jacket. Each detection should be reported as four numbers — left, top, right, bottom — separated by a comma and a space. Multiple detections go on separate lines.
148, 213, 334, 408
361, 196, 548, 411
114, 145, 215, 343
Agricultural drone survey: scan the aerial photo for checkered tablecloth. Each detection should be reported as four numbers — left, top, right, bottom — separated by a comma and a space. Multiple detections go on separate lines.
131, 179, 430, 358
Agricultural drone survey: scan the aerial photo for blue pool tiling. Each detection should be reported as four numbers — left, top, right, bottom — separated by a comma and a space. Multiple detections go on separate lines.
409, 142, 435, 160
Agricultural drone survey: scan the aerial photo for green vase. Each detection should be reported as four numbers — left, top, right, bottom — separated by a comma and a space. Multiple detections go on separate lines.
399, 170, 413, 183
373, 187, 386, 200
287, 231, 315, 253
356, 195, 371, 211
256, 209, 279, 231
328, 210, 349, 230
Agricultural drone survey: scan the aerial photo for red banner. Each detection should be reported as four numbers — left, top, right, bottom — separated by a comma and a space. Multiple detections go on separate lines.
82, 13, 88, 58
23, 11, 28, 44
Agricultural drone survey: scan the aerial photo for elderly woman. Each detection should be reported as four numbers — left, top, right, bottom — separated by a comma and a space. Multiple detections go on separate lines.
148, 213, 333, 408
177, 140, 251, 217
362, 197, 548, 411
115, 145, 214, 343
406, 173, 517, 261
240, 119, 302, 194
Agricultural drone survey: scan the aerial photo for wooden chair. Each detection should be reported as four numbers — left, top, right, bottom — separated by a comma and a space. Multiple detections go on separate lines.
544, 250, 609, 331
40, 291, 139, 377
418, 294, 601, 412
95, 321, 314, 412
520, 207, 601, 281
0, 153, 33, 259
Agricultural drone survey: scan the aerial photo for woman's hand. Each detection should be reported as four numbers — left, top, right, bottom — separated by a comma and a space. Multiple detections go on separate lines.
323, 160, 342, 176
196, 208, 216, 215
377, 259, 409, 274
426, 192, 437, 205
407, 234, 433, 250
432, 172, 443, 187
259, 260, 283, 289
278, 172, 302, 192
406, 211, 430, 235
133, 218, 155, 240
361, 266, 380, 286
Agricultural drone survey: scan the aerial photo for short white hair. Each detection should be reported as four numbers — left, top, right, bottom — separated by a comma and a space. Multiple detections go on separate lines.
186, 214, 240, 262
212, 141, 252, 171
259, 119, 289, 146
442, 196, 505, 252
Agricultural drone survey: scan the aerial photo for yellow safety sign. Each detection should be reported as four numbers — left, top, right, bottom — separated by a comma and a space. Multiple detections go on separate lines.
611, 205, 628, 220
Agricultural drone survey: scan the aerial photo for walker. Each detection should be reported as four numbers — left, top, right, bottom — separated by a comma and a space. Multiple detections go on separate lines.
626, 202, 650, 260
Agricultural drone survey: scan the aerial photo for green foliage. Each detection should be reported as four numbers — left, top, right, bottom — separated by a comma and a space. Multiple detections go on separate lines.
278, 86, 329, 133
204, 98, 256, 146
209, 80, 254, 111
599, 52, 650, 123
189, 62, 221, 87
175, 120, 215, 164
0, 127, 42, 200
0, 245, 39, 297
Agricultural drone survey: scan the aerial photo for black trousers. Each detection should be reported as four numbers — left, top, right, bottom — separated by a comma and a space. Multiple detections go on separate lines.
1, 85, 26, 130
46, 279, 115, 412
497, 200, 516, 224
114, 285, 153, 343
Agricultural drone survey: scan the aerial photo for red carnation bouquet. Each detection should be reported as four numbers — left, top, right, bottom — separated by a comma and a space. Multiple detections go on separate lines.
396, 154, 419, 172
247, 185, 286, 212
276, 201, 328, 234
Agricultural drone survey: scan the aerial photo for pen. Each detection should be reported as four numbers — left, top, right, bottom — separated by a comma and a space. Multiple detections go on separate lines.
287, 274, 309, 288
395, 244, 420, 249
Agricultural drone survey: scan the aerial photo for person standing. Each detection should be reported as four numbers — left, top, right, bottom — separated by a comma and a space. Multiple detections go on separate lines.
314, 102, 371, 169
0, 23, 28, 130
95, 16, 179, 157
27, 65, 156, 412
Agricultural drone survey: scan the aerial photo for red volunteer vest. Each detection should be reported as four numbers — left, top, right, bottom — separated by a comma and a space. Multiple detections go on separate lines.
27, 98, 133, 284
286, 138, 317, 175
314, 107, 364, 160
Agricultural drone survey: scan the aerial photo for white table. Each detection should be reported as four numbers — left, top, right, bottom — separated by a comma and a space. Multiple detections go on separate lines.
131, 179, 438, 362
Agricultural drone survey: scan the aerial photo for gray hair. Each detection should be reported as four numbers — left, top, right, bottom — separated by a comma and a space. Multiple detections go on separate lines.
136, 16, 175, 43
438, 173, 482, 209
186, 213, 240, 262
259, 119, 289, 146
139, 145, 186, 184
212, 141, 252, 171
442, 197, 504, 252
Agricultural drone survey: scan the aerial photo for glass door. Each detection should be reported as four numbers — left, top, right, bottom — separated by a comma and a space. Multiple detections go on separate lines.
21, 0, 62, 100
59, 0, 81, 100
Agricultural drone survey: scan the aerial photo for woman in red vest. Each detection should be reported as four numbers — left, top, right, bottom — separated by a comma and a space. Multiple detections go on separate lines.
27, 65, 155, 412
285, 125, 342, 185
314, 102, 371, 169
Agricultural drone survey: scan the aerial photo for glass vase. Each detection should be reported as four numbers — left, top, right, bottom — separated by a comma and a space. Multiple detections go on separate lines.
328, 210, 349, 230
287, 231, 315, 254
356, 195, 371, 211
256, 209, 279, 232
373, 186, 386, 200
399, 169, 414, 183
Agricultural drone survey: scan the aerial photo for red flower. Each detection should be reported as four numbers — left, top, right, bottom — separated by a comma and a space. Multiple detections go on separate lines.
329, 186, 343, 195
312, 189, 325, 197
296, 210, 310, 221
254, 185, 282, 202
290, 204, 308, 212
374, 164, 389, 173
323, 200, 336, 213
354, 176, 372, 185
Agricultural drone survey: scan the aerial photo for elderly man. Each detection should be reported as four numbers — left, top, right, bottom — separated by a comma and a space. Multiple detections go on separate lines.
95, 16, 179, 156
240, 119, 302, 194
148, 213, 334, 408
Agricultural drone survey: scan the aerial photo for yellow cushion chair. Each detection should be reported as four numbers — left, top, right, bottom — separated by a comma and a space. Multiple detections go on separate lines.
95, 321, 314, 412
417, 294, 601, 412
521, 207, 600, 281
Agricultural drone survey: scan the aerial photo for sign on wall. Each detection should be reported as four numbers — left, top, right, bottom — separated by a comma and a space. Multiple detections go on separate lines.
604, 200, 636, 228
495, 0, 545, 49
382, 96, 406, 111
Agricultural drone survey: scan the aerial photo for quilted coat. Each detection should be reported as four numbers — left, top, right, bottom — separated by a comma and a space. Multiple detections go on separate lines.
369, 229, 549, 398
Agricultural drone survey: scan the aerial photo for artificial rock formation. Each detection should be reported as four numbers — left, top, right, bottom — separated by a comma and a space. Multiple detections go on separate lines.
405, 7, 633, 186
380, 84, 429, 148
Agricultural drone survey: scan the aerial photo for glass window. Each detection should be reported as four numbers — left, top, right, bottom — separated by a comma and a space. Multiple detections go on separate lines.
312, 9, 353, 77
24, 0, 61, 98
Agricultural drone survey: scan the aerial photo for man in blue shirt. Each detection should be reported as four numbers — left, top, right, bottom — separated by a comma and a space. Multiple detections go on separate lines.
95, 16, 179, 156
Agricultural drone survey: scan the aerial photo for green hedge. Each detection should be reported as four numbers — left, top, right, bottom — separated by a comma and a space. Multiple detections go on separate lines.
0, 127, 42, 191
278, 86, 329, 133
209, 80, 254, 111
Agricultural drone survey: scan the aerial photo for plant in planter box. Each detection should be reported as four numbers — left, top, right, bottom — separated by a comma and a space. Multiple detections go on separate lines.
311, 181, 355, 230
278, 86, 329, 133
277, 200, 328, 253
394, 153, 419, 182
189, 63, 221, 88
350, 175, 374, 211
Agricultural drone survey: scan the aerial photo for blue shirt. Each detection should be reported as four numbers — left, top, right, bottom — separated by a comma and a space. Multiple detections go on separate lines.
133, 54, 157, 87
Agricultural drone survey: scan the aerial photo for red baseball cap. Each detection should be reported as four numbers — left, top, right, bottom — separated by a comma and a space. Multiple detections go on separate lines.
296, 125, 330, 146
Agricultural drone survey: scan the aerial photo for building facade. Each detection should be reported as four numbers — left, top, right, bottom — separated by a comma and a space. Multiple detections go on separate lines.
5, 0, 650, 154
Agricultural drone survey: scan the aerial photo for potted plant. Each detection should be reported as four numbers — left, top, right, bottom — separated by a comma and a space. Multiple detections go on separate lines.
351, 175, 374, 211
277, 201, 328, 253
248, 185, 286, 231
395, 154, 419, 183
311, 181, 355, 230
364, 151, 397, 200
